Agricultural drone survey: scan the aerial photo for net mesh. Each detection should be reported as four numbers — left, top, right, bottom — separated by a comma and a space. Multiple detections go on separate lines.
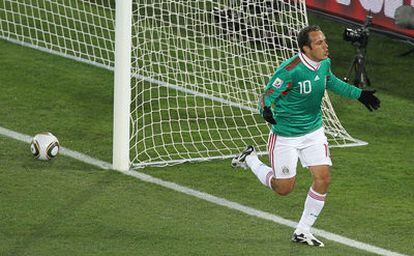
0, 0, 115, 66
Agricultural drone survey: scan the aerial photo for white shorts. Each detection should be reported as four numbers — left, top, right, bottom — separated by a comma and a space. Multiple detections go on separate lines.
268, 127, 332, 179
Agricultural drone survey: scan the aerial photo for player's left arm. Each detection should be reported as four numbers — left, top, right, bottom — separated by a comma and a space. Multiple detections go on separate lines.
325, 59, 380, 111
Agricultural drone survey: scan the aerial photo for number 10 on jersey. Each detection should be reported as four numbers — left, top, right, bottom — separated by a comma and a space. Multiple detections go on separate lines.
299, 80, 312, 94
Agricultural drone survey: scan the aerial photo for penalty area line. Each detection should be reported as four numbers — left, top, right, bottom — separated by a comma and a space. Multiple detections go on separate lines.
0, 126, 408, 256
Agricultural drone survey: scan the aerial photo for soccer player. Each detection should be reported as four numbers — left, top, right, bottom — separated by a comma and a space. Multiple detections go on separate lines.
231, 25, 380, 247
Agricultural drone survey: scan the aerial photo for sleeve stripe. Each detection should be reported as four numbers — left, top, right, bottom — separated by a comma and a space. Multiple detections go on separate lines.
260, 94, 265, 108
284, 56, 301, 71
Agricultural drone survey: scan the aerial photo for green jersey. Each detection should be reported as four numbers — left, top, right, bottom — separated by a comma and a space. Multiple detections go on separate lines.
259, 53, 362, 137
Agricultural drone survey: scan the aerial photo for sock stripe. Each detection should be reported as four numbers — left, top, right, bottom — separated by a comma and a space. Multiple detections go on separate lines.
266, 171, 274, 188
308, 190, 326, 201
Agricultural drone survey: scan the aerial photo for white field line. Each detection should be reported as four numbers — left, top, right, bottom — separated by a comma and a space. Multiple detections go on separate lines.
0, 126, 408, 256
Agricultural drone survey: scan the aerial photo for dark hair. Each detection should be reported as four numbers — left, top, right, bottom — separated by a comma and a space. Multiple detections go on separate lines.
297, 25, 321, 53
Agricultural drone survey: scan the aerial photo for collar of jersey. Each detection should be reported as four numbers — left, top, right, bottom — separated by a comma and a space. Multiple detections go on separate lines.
299, 52, 321, 71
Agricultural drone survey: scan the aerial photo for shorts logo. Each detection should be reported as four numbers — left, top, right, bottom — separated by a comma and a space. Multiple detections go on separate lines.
272, 78, 284, 88
282, 166, 290, 174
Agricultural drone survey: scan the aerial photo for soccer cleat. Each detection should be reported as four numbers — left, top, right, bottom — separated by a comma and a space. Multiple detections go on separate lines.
292, 229, 325, 247
231, 145, 256, 169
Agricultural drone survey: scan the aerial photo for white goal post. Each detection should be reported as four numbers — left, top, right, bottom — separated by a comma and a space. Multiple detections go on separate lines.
113, 0, 132, 171
0, 0, 367, 171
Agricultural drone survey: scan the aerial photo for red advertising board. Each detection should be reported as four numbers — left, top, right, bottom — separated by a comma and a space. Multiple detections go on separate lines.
306, 0, 414, 39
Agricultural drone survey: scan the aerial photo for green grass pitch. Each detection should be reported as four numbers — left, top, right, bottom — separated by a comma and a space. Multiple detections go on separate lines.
0, 13, 413, 255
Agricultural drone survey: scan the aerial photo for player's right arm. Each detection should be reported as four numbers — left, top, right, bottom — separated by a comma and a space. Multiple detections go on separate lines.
259, 69, 292, 124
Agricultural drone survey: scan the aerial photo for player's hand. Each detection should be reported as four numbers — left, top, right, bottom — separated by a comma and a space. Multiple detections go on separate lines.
263, 106, 277, 124
358, 89, 381, 111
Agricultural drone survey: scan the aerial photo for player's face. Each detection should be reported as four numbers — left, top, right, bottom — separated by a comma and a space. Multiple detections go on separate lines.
304, 31, 329, 62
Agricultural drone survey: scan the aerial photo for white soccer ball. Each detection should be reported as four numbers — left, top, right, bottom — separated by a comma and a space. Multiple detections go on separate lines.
30, 132, 60, 161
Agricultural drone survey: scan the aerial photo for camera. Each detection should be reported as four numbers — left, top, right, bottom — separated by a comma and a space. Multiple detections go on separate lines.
343, 13, 373, 88
343, 14, 372, 48
343, 28, 369, 46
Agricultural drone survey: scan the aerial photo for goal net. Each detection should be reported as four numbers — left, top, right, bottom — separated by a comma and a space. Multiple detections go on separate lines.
0, 0, 366, 169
